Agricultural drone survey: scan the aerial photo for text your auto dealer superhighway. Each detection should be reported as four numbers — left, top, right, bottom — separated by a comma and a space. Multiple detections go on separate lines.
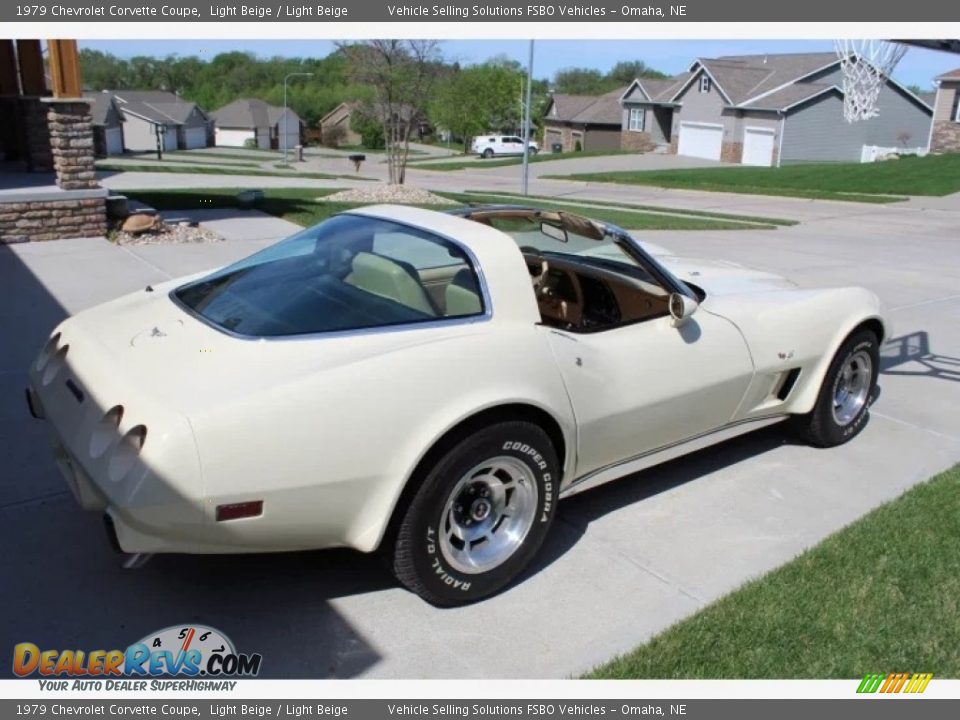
49, 4, 202, 17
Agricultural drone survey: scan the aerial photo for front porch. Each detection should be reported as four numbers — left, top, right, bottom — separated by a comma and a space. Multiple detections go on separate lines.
0, 40, 108, 243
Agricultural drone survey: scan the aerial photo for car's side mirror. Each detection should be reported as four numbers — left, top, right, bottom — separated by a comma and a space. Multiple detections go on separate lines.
669, 292, 699, 327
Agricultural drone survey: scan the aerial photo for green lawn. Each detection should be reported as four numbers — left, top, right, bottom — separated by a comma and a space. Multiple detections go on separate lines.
119, 187, 778, 232
163, 148, 282, 163
121, 155, 261, 168
96, 162, 372, 182
410, 149, 636, 172
464, 190, 798, 227
589, 463, 960, 679
547, 155, 960, 202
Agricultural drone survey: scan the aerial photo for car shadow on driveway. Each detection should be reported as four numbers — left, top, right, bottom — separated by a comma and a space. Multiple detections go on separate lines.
527, 425, 797, 583
0, 243, 385, 679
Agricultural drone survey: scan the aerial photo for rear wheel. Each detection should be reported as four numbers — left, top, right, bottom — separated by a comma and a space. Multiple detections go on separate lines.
796, 329, 879, 447
391, 421, 559, 606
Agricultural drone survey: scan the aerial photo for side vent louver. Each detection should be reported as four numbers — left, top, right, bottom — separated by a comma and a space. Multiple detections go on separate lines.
776, 368, 802, 401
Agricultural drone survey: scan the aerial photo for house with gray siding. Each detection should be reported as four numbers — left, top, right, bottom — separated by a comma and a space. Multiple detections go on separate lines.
101, 90, 212, 153
620, 52, 933, 166
929, 68, 960, 153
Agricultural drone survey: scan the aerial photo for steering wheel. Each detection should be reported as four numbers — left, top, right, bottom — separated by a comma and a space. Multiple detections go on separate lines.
520, 246, 550, 294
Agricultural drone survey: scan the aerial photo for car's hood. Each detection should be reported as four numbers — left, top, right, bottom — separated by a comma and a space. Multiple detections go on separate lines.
654, 254, 797, 295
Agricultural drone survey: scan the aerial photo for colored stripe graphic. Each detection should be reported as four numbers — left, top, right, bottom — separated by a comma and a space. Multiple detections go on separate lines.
857, 673, 885, 693
857, 672, 932, 694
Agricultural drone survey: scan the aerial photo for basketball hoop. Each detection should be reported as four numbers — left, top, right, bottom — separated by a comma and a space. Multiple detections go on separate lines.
834, 40, 908, 122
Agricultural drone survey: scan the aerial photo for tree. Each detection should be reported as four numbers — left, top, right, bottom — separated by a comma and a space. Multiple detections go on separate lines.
553, 62, 669, 95
350, 110, 386, 149
430, 62, 524, 153
607, 60, 668, 84
554, 67, 606, 95
337, 40, 442, 185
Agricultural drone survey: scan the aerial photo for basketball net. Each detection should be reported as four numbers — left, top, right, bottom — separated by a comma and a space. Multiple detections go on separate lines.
834, 40, 908, 122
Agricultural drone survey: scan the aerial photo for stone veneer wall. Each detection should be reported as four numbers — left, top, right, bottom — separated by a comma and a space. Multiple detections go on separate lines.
620, 130, 655, 152
930, 122, 960, 153
0, 197, 107, 243
0, 99, 107, 243
721, 141, 743, 164
47, 101, 98, 190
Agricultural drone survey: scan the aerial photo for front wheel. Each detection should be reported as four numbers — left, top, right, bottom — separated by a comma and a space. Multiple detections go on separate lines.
528, 148, 538, 156
482, 148, 494, 159
795, 329, 879, 447
390, 421, 559, 606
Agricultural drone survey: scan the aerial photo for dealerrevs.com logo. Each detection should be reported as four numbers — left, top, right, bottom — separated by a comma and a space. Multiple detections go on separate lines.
13, 625, 262, 689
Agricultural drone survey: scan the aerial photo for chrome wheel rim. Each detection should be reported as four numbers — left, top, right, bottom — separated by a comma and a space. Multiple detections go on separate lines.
832, 349, 873, 426
438, 456, 538, 575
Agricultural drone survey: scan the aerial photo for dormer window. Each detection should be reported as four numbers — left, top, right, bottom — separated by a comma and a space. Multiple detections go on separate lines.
699, 75, 711, 93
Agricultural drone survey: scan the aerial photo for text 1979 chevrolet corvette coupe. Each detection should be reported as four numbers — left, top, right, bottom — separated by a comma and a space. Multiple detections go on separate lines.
27, 204, 887, 605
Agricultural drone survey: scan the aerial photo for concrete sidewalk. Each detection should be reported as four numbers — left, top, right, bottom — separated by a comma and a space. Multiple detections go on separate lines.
2, 188, 958, 679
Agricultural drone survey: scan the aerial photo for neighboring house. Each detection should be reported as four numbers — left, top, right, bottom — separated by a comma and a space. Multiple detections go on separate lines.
85, 92, 125, 156
320, 102, 361, 147
211, 99, 302, 150
929, 68, 960, 153
620, 52, 934, 166
106, 90, 211, 152
543, 89, 624, 152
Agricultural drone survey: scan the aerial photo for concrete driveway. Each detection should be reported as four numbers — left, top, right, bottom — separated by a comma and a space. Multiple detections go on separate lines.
2, 192, 959, 679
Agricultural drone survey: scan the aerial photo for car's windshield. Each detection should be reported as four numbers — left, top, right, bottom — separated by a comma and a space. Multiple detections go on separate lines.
454, 206, 696, 299
172, 214, 485, 338
472, 212, 644, 272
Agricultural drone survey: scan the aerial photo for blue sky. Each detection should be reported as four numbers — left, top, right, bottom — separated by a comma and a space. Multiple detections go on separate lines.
79, 39, 959, 89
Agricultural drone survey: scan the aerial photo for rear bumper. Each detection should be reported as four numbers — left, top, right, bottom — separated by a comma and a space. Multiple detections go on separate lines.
25, 386, 45, 420
52, 434, 109, 512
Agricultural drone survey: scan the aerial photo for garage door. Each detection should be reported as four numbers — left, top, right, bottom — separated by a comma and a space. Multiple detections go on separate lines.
742, 127, 776, 167
545, 129, 562, 152
183, 126, 207, 150
678, 122, 722, 160
162, 127, 179, 152
104, 127, 123, 155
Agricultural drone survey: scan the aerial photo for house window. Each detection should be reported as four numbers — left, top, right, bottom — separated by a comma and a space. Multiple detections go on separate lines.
628, 108, 645, 132
699, 75, 711, 93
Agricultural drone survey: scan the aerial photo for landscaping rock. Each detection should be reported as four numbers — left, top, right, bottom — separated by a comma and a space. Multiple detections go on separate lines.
319, 186, 456, 206
113, 218, 222, 246
121, 213, 157, 234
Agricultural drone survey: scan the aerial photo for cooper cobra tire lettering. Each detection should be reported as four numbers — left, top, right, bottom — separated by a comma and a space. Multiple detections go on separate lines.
392, 421, 560, 606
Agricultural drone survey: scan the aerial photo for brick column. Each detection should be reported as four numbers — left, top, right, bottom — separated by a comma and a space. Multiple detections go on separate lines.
46, 100, 97, 190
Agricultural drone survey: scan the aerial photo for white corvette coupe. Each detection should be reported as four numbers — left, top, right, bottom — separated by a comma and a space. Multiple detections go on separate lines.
28, 204, 887, 605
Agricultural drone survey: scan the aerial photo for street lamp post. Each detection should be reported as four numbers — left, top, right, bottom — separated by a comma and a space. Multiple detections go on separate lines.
521, 40, 534, 196
283, 72, 314, 163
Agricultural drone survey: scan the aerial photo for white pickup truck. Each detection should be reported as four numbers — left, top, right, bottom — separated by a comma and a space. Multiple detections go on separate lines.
472, 135, 539, 159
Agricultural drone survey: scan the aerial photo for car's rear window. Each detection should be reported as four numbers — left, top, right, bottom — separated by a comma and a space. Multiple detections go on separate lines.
172, 214, 485, 337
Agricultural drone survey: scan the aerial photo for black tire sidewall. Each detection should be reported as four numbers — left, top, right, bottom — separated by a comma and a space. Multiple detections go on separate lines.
401, 423, 559, 605
814, 332, 880, 445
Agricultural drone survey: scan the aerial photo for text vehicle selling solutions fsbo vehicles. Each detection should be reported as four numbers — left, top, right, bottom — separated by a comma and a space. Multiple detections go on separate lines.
27, 204, 887, 605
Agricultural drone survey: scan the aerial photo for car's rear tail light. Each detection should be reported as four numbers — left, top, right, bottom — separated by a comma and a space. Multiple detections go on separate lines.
89, 406, 125, 458
41, 345, 69, 386
35, 332, 61, 372
216, 501, 263, 522
107, 425, 147, 482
